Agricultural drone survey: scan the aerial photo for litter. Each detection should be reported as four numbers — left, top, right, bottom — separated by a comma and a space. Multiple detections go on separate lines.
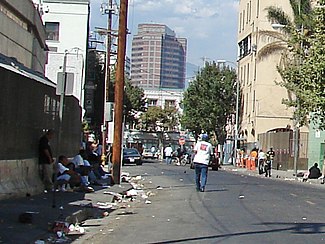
145, 200, 152, 204
34, 240, 45, 244
125, 189, 138, 197
238, 195, 245, 199
156, 186, 163, 190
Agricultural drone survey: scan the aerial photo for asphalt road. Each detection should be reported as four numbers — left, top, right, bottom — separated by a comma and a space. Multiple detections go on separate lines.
75, 160, 325, 244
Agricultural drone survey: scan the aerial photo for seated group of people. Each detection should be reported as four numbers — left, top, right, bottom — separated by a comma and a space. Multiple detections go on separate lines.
56, 146, 111, 192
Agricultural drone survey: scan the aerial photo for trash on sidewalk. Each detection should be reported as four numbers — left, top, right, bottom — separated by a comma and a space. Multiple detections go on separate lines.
125, 189, 138, 197
50, 221, 69, 235
156, 186, 163, 190
103, 191, 123, 201
94, 201, 117, 210
238, 195, 245, 199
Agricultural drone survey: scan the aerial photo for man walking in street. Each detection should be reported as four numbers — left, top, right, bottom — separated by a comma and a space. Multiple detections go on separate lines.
193, 133, 213, 192
38, 129, 55, 191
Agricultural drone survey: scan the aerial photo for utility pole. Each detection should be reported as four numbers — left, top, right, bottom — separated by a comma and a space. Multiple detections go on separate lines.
101, 0, 113, 163
112, 0, 128, 184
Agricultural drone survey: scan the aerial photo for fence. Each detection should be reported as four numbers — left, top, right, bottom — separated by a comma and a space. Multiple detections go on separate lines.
258, 130, 308, 171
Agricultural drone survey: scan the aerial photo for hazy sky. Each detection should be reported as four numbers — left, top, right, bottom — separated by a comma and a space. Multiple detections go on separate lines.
89, 0, 239, 68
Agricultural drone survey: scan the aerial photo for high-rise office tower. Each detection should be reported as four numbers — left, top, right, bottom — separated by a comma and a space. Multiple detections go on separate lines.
131, 24, 187, 89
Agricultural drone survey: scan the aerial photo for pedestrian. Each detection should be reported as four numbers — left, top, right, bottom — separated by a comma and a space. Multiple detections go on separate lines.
265, 147, 275, 177
258, 149, 266, 175
193, 133, 213, 192
164, 144, 173, 165
38, 129, 55, 191
266, 147, 275, 167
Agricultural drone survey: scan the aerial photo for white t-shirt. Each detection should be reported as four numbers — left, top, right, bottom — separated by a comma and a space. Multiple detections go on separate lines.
58, 162, 69, 174
193, 141, 213, 165
164, 146, 173, 157
258, 151, 266, 160
71, 154, 84, 167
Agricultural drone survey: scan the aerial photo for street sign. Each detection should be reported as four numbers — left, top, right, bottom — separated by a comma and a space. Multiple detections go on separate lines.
56, 72, 74, 95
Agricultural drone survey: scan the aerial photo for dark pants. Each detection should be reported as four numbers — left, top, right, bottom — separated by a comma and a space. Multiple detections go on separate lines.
265, 162, 271, 177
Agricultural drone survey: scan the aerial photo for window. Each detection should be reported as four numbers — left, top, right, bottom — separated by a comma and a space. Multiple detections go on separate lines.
45, 22, 60, 41
165, 99, 175, 107
147, 99, 157, 106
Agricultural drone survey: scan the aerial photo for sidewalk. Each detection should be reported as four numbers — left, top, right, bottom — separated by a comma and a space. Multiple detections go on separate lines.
0, 177, 134, 244
221, 164, 325, 186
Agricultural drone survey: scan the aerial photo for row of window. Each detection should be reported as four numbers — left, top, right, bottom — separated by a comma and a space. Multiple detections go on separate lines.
147, 99, 176, 107
239, 0, 260, 33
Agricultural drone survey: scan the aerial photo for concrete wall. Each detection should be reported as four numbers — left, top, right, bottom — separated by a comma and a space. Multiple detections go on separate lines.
0, 66, 82, 200
308, 124, 325, 170
0, 159, 43, 199
0, 0, 47, 73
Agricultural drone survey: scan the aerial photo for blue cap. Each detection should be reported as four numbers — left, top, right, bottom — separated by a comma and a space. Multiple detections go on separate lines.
201, 133, 209, 141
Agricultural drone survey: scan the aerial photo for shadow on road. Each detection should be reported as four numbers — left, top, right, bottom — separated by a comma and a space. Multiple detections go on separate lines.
148, 222, 325, 243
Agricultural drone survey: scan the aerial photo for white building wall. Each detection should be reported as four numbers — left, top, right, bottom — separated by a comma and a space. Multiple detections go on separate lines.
36, 0, 89, 108
144, 89, 183, 112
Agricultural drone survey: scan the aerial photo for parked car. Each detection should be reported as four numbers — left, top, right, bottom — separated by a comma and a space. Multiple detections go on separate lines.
122, 148, 142, 165
142, 149, 155, 159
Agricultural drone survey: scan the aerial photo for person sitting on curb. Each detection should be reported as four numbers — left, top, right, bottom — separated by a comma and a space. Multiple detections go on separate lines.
56, 155, 94, 193
308, 163, 322, 179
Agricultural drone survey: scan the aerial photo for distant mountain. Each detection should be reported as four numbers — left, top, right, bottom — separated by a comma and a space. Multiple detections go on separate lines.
185, 62, 199, 89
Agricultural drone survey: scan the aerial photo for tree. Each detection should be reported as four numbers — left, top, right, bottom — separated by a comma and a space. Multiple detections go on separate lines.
124, 80, 146, 126
109, 68, 146, 127
278, 2, 325, 128
258, 0, 313, 60
181, 61, 236, 144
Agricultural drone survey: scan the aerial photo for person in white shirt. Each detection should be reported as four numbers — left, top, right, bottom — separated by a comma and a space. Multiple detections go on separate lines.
56, 155, 81, 191
193, 133, 213, 192
164, 144, 173, 165
258, 149, 266, 175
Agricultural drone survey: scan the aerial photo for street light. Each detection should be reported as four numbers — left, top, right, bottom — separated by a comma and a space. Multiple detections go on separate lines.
217, 60, 239, 165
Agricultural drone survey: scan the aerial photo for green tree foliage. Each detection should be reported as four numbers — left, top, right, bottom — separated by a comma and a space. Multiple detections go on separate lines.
124, 80, 146, 125
139, 106, 179, 131
181, 61, 236, 144
109, 68, 146, 126
278, 2, 325, 128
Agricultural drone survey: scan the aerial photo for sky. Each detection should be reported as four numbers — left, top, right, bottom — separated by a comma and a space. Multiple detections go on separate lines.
89, 0, 239, 71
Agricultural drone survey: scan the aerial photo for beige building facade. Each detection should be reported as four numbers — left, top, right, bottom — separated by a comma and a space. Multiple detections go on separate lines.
237, 0, 297, 145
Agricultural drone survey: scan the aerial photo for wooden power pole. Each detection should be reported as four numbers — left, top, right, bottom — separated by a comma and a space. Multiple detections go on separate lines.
112, 0, 128, 184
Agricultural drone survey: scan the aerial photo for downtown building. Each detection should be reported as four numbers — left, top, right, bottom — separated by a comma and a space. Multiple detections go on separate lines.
131, 23, 187, 111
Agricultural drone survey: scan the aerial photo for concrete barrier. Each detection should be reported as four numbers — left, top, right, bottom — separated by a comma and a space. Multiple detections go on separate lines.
0, 158, 44, 200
